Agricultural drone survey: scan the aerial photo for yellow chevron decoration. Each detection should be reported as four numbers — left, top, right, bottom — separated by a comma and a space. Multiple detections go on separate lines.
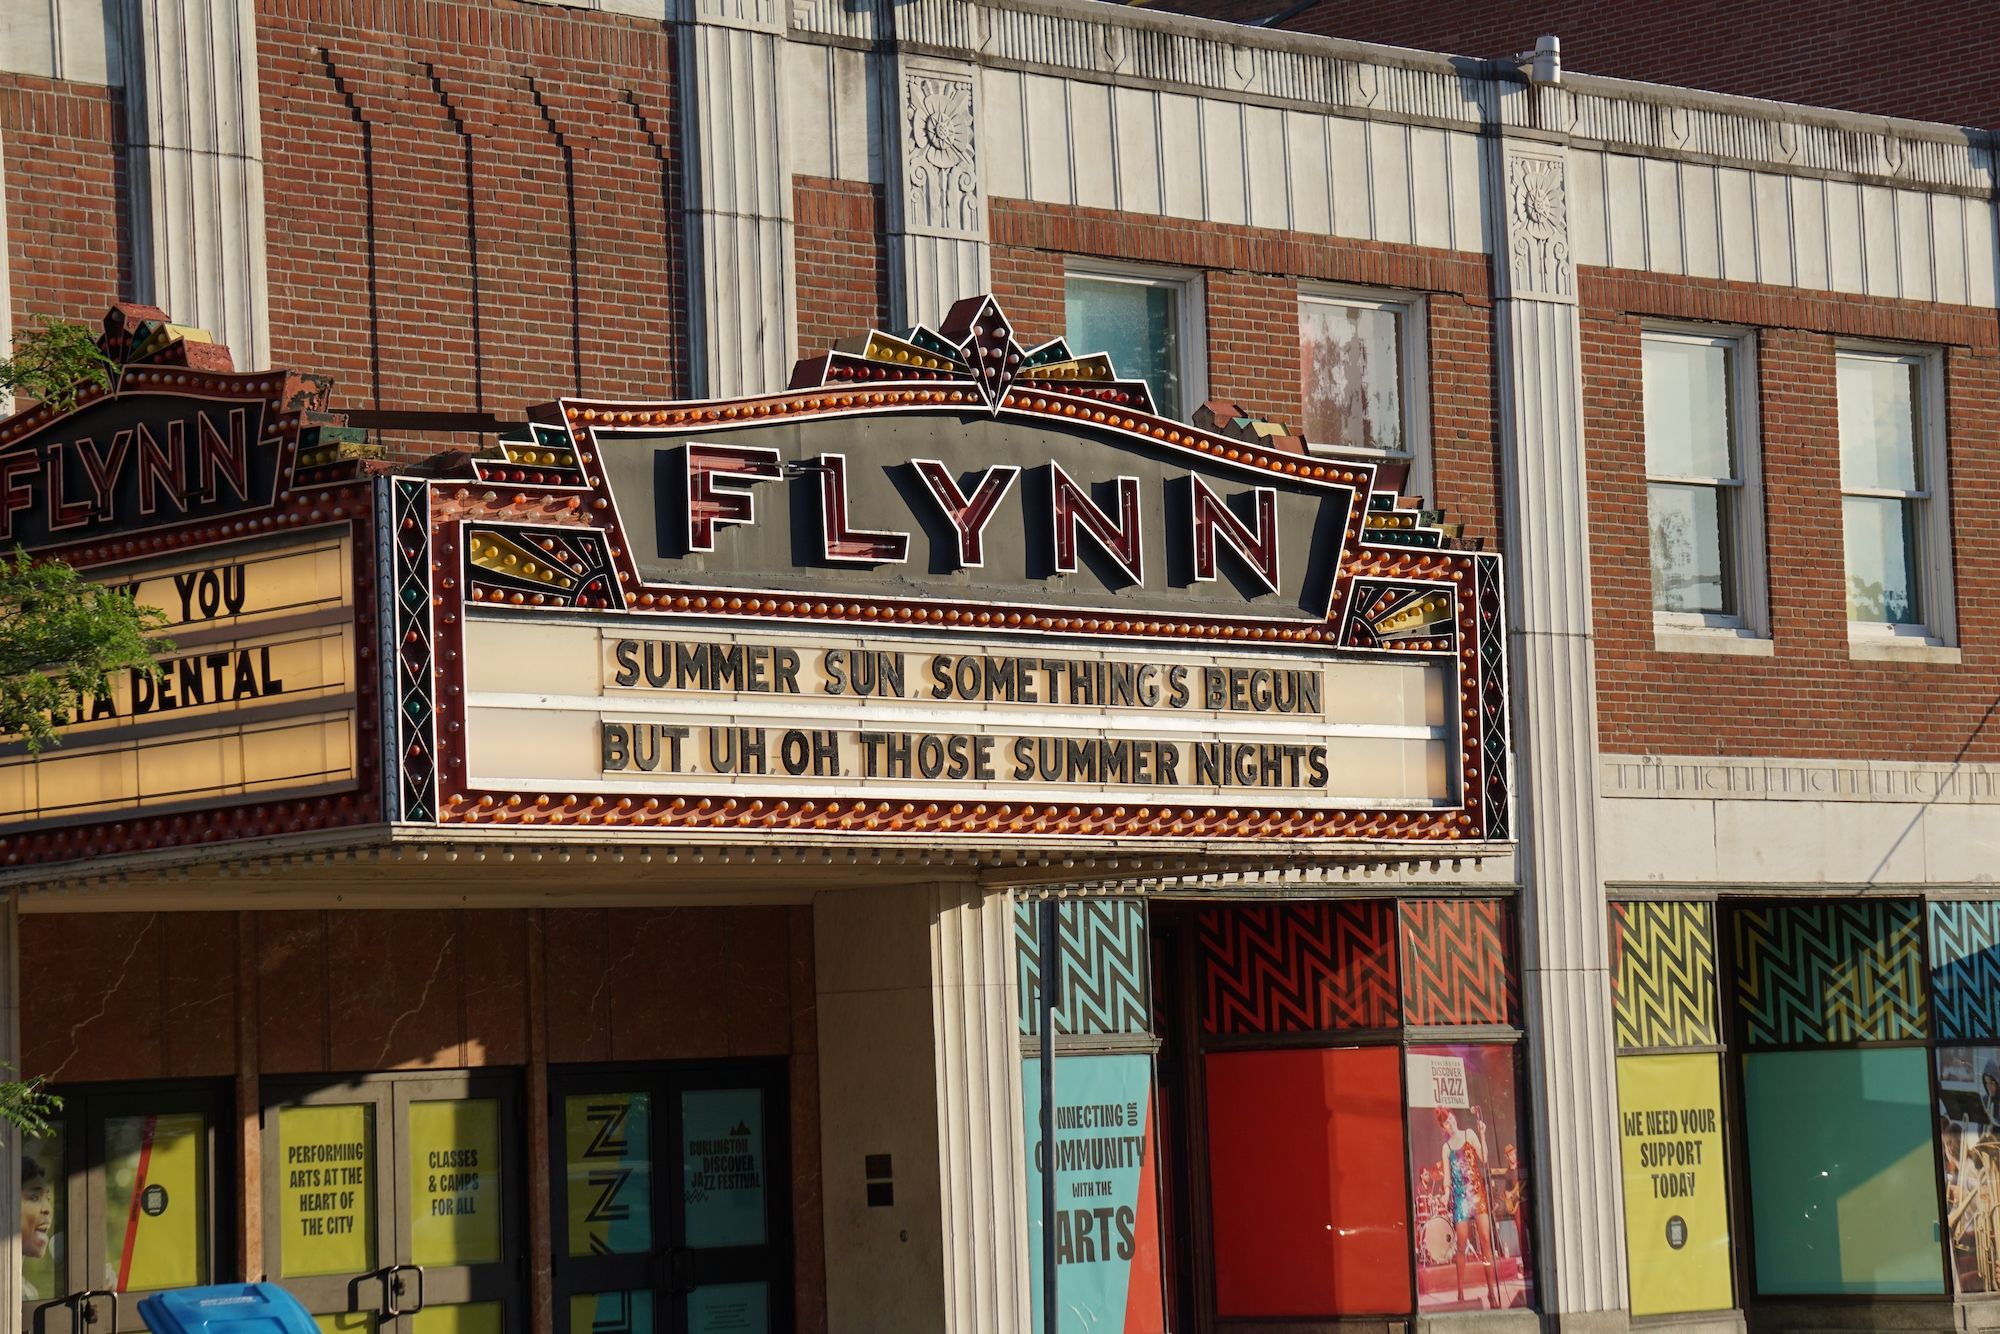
1610, 902, 1719, 1050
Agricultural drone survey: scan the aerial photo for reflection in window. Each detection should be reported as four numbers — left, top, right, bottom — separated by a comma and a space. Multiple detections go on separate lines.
1065, 274, 1188, 420
1644, 333, 1743, 617
1838, 351, 1930, 626
1300, 299, 1406, 457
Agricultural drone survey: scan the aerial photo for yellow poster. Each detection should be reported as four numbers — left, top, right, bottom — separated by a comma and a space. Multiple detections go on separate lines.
105, 1113, 207, 1290
279, 1104, 376, 1278
408, 1100, 502, 1266
1617, 1054, 1733, 1316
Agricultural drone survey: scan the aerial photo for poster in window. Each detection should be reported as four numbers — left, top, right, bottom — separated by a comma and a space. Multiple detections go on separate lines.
685, 1281, 769, 1334
1938, 1045, 2000, 1294
1616, 1055, 1732, 1316
278, 1104, 376, 1279
565, 1094, 653, 1257
21, 1124, 62, 1302
679, 1090, 765, 1250
105, 1112, 207, 1291
1405, 1046, 1534, 1313
408, 1100, 502, 1267
1021, 1053, 1165, 1334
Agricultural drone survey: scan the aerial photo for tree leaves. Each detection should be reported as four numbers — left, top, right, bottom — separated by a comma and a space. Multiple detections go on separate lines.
0, 549, 169, 753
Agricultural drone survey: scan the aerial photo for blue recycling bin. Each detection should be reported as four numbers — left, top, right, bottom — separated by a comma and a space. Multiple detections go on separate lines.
135, 1285, 320, 1334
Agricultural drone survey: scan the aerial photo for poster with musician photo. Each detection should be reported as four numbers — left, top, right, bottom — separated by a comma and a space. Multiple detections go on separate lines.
1938, 1045, 2000, 1295
1406, 1046, 1534, 1313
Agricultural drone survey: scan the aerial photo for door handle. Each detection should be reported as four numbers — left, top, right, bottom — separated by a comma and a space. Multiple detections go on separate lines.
35, 1291, 118, 1334
662, 1248, 694, 1298
379, 1264, 426, 1319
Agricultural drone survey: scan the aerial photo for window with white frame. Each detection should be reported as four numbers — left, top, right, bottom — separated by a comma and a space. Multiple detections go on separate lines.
1643, 329, 1764, 633
1298, 290, 1429, 493
1064, 265, 1204, 421
1837, 346, 1952, 639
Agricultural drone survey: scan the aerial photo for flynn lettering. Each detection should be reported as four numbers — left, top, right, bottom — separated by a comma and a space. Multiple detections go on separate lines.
0, 399, 275, 550
673, 446, 1299, 593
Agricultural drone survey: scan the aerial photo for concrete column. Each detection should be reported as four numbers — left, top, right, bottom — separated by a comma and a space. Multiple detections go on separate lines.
674, 0, 796, 397
1486, 117, 1629, 1329
814, 886, 946, 1334
880, 50, 990, 330
929, 884, 1028, 1334
119, 0, 271, 367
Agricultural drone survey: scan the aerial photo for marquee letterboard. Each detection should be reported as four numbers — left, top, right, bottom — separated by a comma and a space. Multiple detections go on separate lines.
418, 295, 1509, 844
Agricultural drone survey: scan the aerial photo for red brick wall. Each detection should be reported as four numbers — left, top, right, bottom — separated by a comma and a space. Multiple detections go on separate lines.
793, 176, 887, 357
1149, 0, 2000, 129
1583, 267, 2000, 761
0, 74, 127, 334
257, 0, 681, 460
990, 199, 1503, 541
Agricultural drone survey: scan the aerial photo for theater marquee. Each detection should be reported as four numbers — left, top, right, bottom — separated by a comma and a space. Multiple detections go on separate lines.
405, 295, 1510, 844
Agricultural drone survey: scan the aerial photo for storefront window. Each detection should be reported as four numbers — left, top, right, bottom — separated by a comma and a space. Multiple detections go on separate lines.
568, 1292, 652, 1334
105, 1112, 208, 1291
278, 1103, 377, 1280
1937, 1045, 2000, 1295
408, 1099, 502, 1267
1405, 1046, 1533, 1314
564, 1093, 654, 1257
22, 1123, 63, 1303
1743, 1048, 1944, 1294
1204, 1046, 1407, 1316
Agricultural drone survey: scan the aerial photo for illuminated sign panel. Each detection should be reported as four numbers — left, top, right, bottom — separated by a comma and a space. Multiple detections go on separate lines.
0, 393, 280, 550
429, 295, 1510, 843
463, 623, 1449, 808
0, 530, 359, 826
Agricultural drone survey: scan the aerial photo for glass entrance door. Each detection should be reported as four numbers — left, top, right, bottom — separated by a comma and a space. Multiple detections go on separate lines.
553, 1062, 790, 1334
26, 1083, 230, 1334
265, 1074, 520, 1334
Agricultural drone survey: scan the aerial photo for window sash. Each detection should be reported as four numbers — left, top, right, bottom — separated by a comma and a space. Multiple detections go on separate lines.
1064, 272, 1189, 421
1298, 296, 1410, 459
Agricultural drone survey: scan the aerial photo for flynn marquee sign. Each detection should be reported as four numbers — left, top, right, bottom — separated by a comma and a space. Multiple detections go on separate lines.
409, 296, 1509, 843
0, 308, 374, 849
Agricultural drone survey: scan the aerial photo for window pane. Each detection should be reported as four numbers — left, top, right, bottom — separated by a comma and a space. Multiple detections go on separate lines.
1843, 494, 1922, 624
408, 1099, 502, 1266
569, 1292, 653, 1334
1742, 1048, 1943, 1295
278, 1104, 376, 1279
686, 1283, 770, 1334
1407, 1046, 1535, 1313
1649, 483, 1733, 615
680, 1089, 766, 1249
1206, 1046, 1410, 1316
1839, 354, 1922, 492
1644, 338, 1734, 480
22, 1124, 63, 1302
1065, 277, 1183, 419
564, 1093, 653, 1257
106, 1112, 207, 1291
1937, 1044, 2000, 1295
1300, 302, 1403, 453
